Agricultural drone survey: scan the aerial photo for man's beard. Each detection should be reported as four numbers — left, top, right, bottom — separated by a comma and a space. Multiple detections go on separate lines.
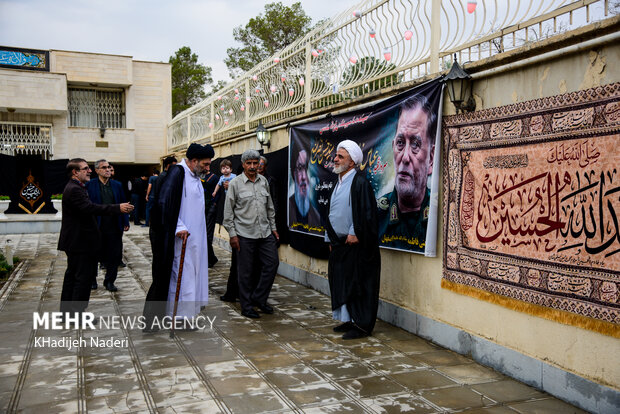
395, 168, 425, 201
332, 164, 347, 174
294, 181, 310, 217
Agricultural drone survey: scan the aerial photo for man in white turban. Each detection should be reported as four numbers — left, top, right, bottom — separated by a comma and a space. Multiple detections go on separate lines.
324, 139, 381, 339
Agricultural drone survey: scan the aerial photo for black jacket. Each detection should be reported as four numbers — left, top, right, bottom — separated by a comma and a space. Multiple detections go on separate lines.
57, 179, 121, 253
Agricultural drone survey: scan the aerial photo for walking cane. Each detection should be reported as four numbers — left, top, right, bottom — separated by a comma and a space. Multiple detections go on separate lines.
170, 236, 188, 339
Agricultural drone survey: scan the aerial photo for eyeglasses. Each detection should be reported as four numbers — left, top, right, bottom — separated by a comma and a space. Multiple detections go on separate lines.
98, 166, 111, 170
79, 166, 91, 171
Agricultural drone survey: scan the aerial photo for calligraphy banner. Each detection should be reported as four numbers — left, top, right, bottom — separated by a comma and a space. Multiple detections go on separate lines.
442, 83, 620, 331
288, 79, 443, 255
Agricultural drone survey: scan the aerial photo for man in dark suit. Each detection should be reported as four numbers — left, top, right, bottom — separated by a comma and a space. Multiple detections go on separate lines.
58, 158, 134, 316
86, 159, 130, 292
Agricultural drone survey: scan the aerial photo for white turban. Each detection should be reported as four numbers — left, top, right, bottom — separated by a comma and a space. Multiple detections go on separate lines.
337, 140, 363, 165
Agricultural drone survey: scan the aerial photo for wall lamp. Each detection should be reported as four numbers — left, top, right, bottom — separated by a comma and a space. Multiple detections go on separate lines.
256, 121, 270, 148
99, 124, 106, 139
443, 54, 476, 113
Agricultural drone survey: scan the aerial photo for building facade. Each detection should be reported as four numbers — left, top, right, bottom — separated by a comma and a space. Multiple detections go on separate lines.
0, 46, 171, 165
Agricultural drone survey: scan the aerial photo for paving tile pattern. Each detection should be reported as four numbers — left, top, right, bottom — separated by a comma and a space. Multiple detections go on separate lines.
0, 230, 588, 413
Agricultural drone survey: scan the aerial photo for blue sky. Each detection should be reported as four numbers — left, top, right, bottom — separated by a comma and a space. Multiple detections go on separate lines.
0, 0, 361, 83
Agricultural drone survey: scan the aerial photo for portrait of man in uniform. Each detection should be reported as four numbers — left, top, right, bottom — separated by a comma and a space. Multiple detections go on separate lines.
377, 93, 437, 252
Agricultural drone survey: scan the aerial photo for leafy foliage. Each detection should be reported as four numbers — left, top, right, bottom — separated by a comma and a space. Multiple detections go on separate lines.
170, 46, 213, 116
211, 80, 228, 94
225, 2, 313, 77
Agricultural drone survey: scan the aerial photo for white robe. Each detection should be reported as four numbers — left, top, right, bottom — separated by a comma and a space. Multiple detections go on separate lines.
166, 159, 209, 318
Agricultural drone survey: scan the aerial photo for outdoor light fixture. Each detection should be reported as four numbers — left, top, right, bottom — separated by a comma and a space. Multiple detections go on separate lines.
256, 121, 270, 148
443, 54, 476, 113
99, 124, 106, 138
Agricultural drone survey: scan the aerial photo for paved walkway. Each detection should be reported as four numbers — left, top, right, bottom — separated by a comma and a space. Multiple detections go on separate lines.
0, 228, 586, 413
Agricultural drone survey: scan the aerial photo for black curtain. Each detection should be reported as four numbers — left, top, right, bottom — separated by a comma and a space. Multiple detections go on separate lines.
0, 154, 17, 200
3, 155, 67, 214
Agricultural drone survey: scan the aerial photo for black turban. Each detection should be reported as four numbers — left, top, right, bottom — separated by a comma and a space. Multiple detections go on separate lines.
186, 143, 215, 160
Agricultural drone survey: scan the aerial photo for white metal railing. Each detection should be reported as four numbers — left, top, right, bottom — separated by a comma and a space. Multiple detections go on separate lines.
168, 0, 615, 151
0, 122, 53, 158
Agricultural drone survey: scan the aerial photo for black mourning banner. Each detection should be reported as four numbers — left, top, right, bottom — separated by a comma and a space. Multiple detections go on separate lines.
288, 79, 444, 256
2, 155, 68, 214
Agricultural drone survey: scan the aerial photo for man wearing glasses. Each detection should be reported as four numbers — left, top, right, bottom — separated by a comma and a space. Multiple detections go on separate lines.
288, 143, 320, 233
86, 159, 130, 291
377, 94, 437, 252
58, 159, 133, 316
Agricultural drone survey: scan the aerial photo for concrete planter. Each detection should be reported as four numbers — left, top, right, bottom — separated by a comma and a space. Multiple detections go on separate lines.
0, 199, 61, 214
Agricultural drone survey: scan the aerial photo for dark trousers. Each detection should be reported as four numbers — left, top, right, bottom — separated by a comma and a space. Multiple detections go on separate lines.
223, 248, 263, 300
143, 228, 169, 328
237, 234, 279, 312
130, 194, 141, 224
99, 231, 122, 285
60, 252, 97, 314
223, 249, 239, 299
145, 197, 154, 226
206, 203, 218, 266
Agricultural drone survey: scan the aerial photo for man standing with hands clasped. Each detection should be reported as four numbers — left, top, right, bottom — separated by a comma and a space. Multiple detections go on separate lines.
325, 140, 381, 339
223, 149, 279, 319
86, 159, 130, 292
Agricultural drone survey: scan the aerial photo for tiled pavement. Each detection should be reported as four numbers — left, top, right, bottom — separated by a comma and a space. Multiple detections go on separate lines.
0, 228, 587, 413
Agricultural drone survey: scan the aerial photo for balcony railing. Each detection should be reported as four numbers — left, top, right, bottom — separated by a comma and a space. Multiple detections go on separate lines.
168, 0, 616, 151
0, 122, 53, 158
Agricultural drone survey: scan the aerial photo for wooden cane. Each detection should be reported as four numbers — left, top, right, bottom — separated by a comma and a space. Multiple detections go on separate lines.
170, 236, 188, 339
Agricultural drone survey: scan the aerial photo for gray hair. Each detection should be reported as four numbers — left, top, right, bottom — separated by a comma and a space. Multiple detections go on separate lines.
241, 149, 261, 163
94, 159, 108, 169
259, 156, 267, 165
399, 94, 437, 145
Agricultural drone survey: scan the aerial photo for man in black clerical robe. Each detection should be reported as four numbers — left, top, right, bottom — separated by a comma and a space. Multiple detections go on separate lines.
142, 145, 213, 332
325, 140, 381, 340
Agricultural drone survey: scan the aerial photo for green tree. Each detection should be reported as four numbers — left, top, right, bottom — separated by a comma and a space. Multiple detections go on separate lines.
211, 80, 228, 94
225, 2, 313, 77
170, 46, 213, 116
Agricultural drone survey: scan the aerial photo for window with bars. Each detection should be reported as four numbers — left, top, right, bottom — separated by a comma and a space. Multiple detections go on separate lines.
68, 87, 126, 128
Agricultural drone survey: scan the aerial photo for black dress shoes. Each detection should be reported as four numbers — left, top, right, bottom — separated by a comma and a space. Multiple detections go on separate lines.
91, 282, 98, 290
104, 282, 118, 292
342, 327, 368, 340
333, 322, 354, 332
220, 295, 237, 303
241, 309, 260, 319
256, 303, 274, 314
